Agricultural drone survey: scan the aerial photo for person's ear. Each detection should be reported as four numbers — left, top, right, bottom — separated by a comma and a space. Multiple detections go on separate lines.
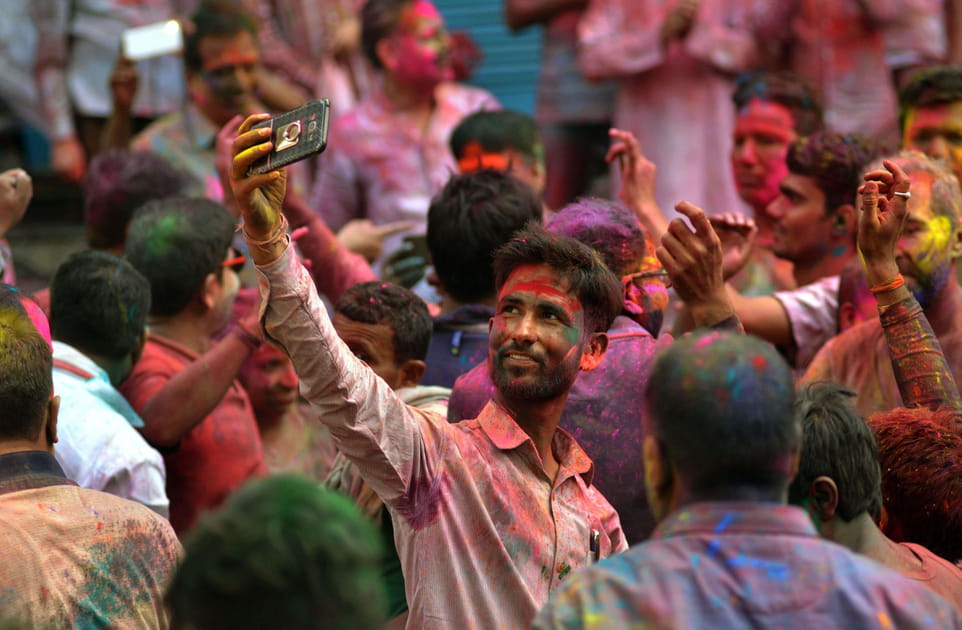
200, 272, 219, 311
808, 476, 840, 521
397, 359, 426, 389
832, 204, 856, 237
376, 37, 399, 73
643, 435, 674, 521
579, 332, 608, 371
45, 395, 60, 449
950, 219, 962, 260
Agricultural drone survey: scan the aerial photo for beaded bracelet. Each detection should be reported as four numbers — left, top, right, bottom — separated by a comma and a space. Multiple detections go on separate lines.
869, 273, 905, 295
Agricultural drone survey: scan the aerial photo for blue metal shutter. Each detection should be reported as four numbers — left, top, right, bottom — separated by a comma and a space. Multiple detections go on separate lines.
436, 1, 541, 115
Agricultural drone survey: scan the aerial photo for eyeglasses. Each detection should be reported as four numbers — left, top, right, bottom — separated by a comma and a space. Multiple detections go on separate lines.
221, 250, 246, 274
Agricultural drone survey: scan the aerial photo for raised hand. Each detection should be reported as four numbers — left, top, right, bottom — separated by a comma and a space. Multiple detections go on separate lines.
658, 201, 736, 326
709, 212, 758, 281
606, 128, 667, 239
857, 159, 911, 285
0, 169, 32, 237
337, 219, 415, 263
230, 113, 287, 241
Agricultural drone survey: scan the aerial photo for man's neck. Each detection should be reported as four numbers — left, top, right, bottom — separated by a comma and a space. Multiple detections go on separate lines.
922, 279, 962, 337
836, 513, 921, 573
791, 244, 853, 287
494, 393, 568, 482
148, 314, 214, 355
382, 75, 437, 114
751, 205, 776, 248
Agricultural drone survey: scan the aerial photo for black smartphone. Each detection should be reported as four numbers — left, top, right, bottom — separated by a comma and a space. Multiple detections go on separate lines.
246, 99, 330, 176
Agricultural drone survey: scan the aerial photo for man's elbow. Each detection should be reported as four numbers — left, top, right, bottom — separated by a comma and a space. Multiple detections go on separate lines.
137, 419, 182, 451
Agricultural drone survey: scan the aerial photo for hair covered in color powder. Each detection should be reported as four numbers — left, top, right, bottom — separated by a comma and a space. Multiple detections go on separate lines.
867, 406, 962, 561
125, 197, 236, 317
166, 474, 385, 630
787, 382, 883, 521
493, 223, 622, 335
645, 331, 799, 495
334, 281, 433, 363
0, 287, 53, 442
547, 198, 649, 278
732, 70, 824, 135
787, 132, 887, 213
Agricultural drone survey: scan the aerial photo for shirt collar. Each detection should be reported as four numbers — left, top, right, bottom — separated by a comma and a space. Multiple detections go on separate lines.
0, 451, 74, 495
477, 400, 595, 485
655, 502, 819, 540
52, 341, 108, 381
145, 331, 201, 361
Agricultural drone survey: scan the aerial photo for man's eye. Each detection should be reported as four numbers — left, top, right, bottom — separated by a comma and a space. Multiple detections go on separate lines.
947, 133, 962, 145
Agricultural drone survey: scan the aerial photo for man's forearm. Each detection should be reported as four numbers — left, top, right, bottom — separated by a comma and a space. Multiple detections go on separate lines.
138, 330, 256, 448
255, 240, 438, 508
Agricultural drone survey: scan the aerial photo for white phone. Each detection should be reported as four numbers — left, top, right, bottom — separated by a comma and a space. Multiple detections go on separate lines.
122, 20, 183, 61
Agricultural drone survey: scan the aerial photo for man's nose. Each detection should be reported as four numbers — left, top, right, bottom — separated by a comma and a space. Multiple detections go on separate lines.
736, 140, 758, 163
928, 136, 950, 159
279, 364, 299, 389
511, 313, 538, 343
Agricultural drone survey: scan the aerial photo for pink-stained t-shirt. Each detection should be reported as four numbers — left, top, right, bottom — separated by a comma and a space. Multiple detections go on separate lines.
120, 333, 266, 535
309, 81, 499, 269
898, 542, 962, 616
577, 0, 759, 221
255, 240, 627, 630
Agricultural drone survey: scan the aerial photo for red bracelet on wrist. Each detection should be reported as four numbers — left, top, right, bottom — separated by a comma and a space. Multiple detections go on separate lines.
869, 273, 905, 295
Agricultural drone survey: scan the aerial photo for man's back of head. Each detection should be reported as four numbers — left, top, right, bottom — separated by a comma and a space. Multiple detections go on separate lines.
167, 474, 385, 630
787, 382, 883, 530
427, 169, 542, 306
0, 293, 53, 446
531, 334, 962, 630
83, 150, 189, 252
50, 251, 150, 382
868, 406, 962, 562
125, 197, 237, 318
644, 331, 799, 513
450, 110, 545, 195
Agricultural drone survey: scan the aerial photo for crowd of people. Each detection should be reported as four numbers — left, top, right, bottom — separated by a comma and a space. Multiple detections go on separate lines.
1, 0, 962, 628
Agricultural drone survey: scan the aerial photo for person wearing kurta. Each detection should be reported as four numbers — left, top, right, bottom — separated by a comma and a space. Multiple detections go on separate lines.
577, 0, 761, 221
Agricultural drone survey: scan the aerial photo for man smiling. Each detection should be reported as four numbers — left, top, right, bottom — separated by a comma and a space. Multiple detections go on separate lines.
232, 110, 745, 628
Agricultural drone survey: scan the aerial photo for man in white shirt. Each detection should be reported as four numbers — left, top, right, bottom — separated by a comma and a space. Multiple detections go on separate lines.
48, 250, 168, 517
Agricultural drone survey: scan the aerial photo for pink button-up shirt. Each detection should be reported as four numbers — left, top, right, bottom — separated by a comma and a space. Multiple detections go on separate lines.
256, 240, 627, 630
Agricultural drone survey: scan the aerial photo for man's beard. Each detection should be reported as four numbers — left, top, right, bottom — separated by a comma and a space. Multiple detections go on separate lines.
490, 347, 577, 402
902, 264, 952, 309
